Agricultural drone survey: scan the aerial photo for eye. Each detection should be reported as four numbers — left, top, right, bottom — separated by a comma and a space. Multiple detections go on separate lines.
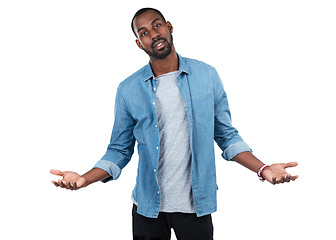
154, 23, 161, 29
141, 31, 148, 37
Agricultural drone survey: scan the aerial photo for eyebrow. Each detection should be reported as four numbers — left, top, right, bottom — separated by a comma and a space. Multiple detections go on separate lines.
137, 18, 161, 33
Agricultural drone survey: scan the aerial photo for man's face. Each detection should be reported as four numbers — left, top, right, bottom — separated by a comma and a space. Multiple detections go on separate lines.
133, 10, 174, 59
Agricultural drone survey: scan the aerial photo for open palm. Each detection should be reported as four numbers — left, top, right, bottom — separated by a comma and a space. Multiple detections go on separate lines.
50, 169, 87, 190
262, 162, 299, 184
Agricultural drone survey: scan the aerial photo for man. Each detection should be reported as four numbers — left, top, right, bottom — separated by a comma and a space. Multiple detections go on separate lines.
51, 8, 299, 240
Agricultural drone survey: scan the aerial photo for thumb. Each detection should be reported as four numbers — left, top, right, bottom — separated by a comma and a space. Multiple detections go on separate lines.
50, 169, 64, 176
283, 162, 299, 168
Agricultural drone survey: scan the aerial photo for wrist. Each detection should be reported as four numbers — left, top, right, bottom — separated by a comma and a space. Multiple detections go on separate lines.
257, 164, 269, 181
81, 176, 89, 187
80, 174, 92, 187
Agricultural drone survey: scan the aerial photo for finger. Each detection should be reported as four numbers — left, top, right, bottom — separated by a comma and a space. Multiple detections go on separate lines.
273, 176, 283, 185
283, 162, 298, 169
285, 175, 291, 182
290, 175, 299, 181
50, 169, 64, 176
73, 182, 78, 190
66, 181, 72, 189
51, 180, 59, 187
58, 180, 65, 188
281, 175, 285, 183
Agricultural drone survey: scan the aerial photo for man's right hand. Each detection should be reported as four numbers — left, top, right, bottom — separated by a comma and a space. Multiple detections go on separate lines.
50, 169, 87, 190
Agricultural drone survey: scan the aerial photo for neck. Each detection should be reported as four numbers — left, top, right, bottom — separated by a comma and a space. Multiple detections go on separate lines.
149, 47, 178, 77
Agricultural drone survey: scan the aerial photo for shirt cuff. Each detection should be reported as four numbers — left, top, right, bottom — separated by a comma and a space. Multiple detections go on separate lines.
93, 160, 122, 182
222, 141, 252, 161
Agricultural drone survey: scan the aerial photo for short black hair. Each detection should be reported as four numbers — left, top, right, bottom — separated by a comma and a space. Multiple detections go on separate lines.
131, 8, 166, 37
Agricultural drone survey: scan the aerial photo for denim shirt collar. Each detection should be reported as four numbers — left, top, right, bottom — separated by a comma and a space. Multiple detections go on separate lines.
143, 53, 190, 82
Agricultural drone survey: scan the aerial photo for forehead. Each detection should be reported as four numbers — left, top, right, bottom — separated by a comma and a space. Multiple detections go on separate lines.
133, 10, 164, 31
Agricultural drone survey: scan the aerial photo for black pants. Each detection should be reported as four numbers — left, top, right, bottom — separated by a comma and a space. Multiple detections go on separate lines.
132, 205, 214, 240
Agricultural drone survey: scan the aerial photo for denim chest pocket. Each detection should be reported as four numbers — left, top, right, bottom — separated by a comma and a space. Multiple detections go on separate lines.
191, 93, 213, 125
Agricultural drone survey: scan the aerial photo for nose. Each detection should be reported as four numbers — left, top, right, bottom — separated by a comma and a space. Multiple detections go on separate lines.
150, 29, 160, 40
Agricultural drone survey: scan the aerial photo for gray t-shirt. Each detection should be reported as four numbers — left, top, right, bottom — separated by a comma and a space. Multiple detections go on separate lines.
155, 71, 195, 213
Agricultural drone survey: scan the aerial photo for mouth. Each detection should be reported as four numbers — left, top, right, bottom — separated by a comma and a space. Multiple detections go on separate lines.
152, 39, 166, 50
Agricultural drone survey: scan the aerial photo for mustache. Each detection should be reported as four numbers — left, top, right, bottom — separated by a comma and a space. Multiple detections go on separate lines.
151, 38, 167, 48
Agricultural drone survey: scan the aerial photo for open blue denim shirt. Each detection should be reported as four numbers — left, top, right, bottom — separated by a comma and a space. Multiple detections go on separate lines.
94, 54, 251, 218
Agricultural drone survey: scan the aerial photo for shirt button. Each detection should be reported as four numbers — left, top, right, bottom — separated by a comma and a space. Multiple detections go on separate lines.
157, 191, 160, 194
155, 125, 158, 128
154, 169, 157, 172
153, 87, 156, 91
153, 102, 156, 105
156, 146, 159, 150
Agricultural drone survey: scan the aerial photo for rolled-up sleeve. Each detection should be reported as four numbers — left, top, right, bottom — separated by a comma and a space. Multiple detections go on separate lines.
222, 141, 251, 161
211, 67, 252, 161
93, 84, 136, 182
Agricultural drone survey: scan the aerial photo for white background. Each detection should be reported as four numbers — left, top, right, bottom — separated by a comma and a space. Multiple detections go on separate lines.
1, 0, 335, 239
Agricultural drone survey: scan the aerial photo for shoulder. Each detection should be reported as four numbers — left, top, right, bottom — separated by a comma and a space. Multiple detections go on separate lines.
180, 56, 217, 74
116, 64, 149, 97
120, 65, 146, 87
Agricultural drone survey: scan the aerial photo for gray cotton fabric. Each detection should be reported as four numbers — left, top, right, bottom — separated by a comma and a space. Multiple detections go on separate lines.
155, 71, 195, 213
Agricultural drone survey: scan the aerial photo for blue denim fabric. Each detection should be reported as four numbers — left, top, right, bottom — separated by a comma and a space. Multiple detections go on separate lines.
93, 54, 251, 218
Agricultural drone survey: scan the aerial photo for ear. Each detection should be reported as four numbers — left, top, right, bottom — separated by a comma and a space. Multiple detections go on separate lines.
136, 39, 143, 50
167, 21, 173, 34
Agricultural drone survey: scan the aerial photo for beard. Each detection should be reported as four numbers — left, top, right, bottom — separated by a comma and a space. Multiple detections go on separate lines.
143, 33, 173, 59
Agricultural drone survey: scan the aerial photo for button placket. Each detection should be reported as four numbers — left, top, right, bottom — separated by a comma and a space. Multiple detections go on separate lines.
153, 77, 158, 93
151, 76, 160, 199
